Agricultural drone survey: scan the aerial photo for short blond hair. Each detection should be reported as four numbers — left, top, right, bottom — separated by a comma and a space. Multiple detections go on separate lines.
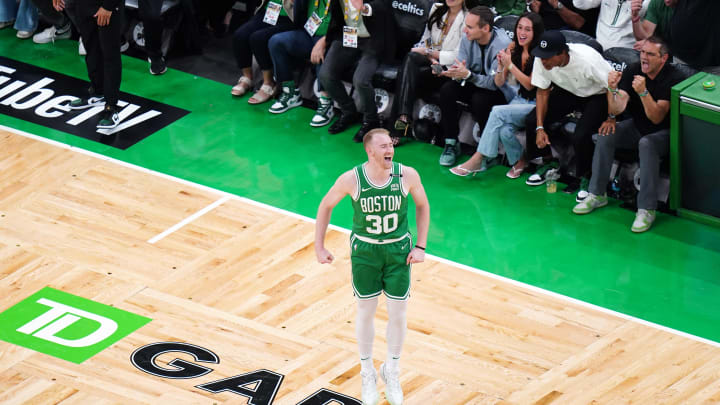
363, 128, 390, 149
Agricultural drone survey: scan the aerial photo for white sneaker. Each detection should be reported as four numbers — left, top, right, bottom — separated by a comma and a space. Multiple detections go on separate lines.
33, 24, 71, 44
16, 30, 34, 39
572, 193, 608, 215
631, 209, 656, 233
78, 37, 86, 55
380, 362, 403, 405
360, 369, 379, 405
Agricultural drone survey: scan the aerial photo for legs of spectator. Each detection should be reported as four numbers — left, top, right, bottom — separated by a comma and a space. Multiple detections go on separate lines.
438, 80, 477, 166
632, 129, 669, 232
30, 0, 71, 43
138, 0, 166, 75
571, 94, 608, 200
267, 30, 315, 114
96, 4, 124, 110
393, 52, 431, 130
246, 17, 294, 104
350, 50, 381, 142
231, 12, 266, 96
319, 40, 362, 134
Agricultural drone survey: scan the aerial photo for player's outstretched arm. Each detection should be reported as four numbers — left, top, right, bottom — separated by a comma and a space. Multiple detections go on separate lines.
315, 170, 356, 264
403, 166, 429, 264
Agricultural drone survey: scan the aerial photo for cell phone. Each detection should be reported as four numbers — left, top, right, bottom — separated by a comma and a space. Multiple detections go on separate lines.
431, 64, 447, 74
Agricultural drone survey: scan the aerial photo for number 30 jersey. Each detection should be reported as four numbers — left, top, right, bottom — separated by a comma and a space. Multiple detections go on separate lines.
351, 162, 409, 241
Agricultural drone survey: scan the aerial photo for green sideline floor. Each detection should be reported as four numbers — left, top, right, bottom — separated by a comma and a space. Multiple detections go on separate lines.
2, 31, 719, 344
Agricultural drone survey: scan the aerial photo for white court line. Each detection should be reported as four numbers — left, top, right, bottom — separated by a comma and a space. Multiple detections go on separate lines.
147, 196, 230, 244
2, 123, 719, 349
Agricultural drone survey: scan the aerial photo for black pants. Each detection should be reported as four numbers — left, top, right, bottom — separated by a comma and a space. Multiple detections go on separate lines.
138, 0, 163, 59
30, 0, 69, 28
318, 39, 380, 122
524, 87, 607, 179
232, 11, 294, 70
66, 0, 125, 107
438, 79, 507, 141
392, 51, 447, 118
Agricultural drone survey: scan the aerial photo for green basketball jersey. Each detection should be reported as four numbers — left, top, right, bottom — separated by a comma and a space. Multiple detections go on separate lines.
351, 162, 409, 240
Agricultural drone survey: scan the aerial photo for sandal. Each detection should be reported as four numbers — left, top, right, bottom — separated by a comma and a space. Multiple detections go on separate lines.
450, 165, 483, 177
231, 76, 252, 97
248, 84, 276, 105
506, 163, 526, 179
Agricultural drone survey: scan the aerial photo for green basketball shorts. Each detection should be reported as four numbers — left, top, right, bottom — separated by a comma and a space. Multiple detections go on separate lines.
349, 234, 412, 300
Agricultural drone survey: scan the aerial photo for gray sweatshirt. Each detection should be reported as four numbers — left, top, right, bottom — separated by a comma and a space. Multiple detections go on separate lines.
457, 27, 516, 102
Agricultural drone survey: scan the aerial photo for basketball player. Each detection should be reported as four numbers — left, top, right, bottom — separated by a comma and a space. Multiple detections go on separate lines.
315, 128, 430, 405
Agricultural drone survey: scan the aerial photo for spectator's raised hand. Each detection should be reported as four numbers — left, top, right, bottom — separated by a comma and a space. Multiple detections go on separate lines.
632, 75, 647, 95
608, 70, 622, 90
53, 0, 65, 11
498, 49, 511, 69
631, 0, 643, 17
441, 58, 469, 80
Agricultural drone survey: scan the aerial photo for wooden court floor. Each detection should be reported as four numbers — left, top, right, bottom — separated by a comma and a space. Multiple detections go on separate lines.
1, 129, 720, 404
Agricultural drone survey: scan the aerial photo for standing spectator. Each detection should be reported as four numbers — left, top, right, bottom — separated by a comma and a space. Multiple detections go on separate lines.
631, 0, 675, 49
529, 0, 596, 36
450, 12, 544, 178
32, 0, 71, 43
573, 0, 649, 50
54, 0, 125, 129
524, 31, 612, 201
476, 0, 526, 16
230, 0, 296, 104
390, 0, 468, 141
318, 0, 396, 141
139, 0, 167, 75
0, 0, 38, 38
436, 6, 513, 167
573, 36, 686, 232
267, 0, 336, 127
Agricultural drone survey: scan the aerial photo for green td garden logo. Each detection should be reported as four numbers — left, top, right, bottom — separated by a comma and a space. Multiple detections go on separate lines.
0, 287, 151, 363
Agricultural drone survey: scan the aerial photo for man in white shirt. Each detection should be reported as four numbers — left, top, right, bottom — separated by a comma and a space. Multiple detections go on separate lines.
523, 31, 612, 201
573, 0, 649, 49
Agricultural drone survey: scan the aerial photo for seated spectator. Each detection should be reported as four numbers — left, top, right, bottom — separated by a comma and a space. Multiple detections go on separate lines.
437, 6, 514, 167
475, 0, 526, 16
573, 0, 649, 50
31, 0, 71, 44
631, 0, 674, 50
231, 0, 296, 104
450, 12, 544, 178
318, 0, 396, 141
529, 0, 596, 36
523, 31, 611, 202
267, 0, 335, 127
390, 0, 468, 141
573, 36, 685, 232
0, 0, 38, 38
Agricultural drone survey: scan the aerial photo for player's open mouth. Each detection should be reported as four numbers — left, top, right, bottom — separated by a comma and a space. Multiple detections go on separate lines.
384, 157, 392, 162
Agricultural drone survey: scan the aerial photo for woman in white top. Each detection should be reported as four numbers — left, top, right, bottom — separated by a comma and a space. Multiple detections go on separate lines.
391, 0, 467, 139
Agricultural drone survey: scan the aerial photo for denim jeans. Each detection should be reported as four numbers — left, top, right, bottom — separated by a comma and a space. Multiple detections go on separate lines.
0, 0, 38, 32
268, 29, 323, 84
476, 96, 535, 165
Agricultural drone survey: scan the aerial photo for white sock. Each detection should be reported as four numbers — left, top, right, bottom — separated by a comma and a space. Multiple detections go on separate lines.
386, 297, 408, 372
356, 297, 378, 373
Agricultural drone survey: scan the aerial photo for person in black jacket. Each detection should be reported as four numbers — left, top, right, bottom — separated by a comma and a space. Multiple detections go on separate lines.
318, 0, 396, 142
53, 0, 124, 129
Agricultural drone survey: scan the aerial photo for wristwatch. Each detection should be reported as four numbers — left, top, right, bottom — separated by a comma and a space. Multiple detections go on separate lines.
555, 1, 564, 10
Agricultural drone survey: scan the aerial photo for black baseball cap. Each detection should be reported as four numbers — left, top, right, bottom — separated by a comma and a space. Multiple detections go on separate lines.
531, 31, 569, 59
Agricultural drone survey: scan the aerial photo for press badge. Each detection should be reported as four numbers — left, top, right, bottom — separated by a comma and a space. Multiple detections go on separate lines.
304, 12, 322, 36
343, 26, 358, 48
263, 2, 282, 25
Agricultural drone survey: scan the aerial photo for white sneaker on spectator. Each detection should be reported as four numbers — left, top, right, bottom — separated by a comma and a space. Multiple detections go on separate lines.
360, 368, 379, 405
16, 30, 34, 39
33, 24, 71, 44
78, 37, 86, 55
0, 20, 15, 29
310, 96, 334, 127
631, 209, 656, 233
572, 193, 608, 215
120, 40, 129, 53
380, 362, 403, 405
